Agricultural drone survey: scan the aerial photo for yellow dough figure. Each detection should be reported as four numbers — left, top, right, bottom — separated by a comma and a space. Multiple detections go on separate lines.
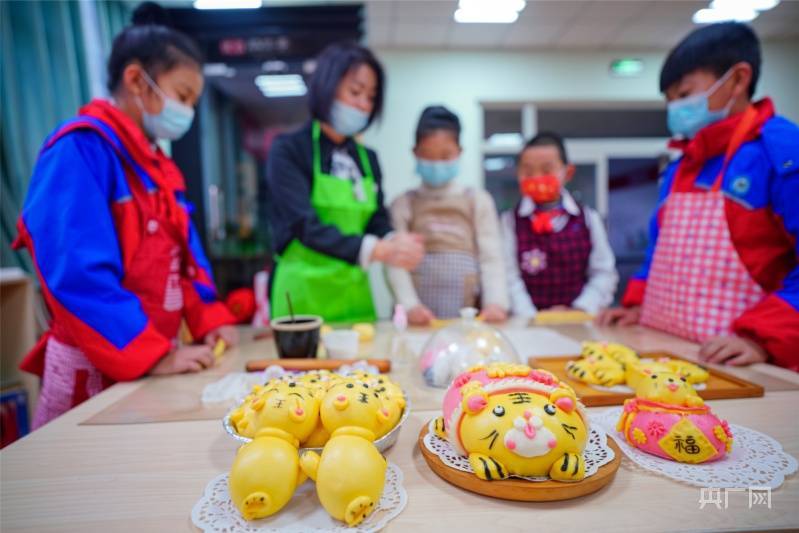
300, 426, 387, 526
632, 371, 705, 408
229, 428, 307, 520
566, 342, 625, 386
437, 363, 590, 482
604, 342, 639, 369
352, 323, 376, 342
231, 380, 319, 440
366, 375, 406, 438
320, 379, 392, 438
659, 358, 710, 384
625, 360, 673, 390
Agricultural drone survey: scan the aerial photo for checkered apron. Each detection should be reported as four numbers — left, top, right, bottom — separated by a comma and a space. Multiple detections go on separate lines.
640, 106, 765, 342
408, 189, 479, 318
32, 336, 109, 429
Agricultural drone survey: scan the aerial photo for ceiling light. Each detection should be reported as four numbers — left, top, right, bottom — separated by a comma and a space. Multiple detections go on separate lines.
194, 0, 261, 10
203, 63, 236, 77
255, 74, 307, 98
454, 0, 526, 24
712, 0, 780, 11
693, 6, 758, 23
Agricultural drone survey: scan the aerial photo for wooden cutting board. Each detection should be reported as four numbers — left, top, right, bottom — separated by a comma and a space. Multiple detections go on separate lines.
528, 352, 764, 407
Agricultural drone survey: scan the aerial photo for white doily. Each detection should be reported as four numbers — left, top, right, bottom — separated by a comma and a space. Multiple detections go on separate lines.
191, 462, 407, 533
423, 419, 615, 481
592, 407, 798, 489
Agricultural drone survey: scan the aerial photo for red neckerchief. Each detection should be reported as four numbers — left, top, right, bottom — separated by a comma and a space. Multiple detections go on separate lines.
668, 98, 774, 193
531, 207, 566, 234
79, 99, 187, 231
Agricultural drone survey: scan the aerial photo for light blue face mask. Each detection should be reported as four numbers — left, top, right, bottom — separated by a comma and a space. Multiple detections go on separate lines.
329, 100, 370, 137
137, 71, 195, 141
416, 157, 460, 187
667, 69, 735, 139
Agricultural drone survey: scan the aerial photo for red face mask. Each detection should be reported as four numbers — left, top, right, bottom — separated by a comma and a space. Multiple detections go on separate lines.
520, 175, 561, 204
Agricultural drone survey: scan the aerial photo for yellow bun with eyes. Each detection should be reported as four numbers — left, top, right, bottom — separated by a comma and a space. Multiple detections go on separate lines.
231, 371, 405, 443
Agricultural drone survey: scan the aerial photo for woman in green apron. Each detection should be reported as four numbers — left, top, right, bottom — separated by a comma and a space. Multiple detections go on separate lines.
265, 42, 424, 323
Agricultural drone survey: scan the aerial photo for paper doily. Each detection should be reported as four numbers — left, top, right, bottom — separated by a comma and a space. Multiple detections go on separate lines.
423, 420, 615, 481
592, 407, 798, 489
191, 462, 407, 533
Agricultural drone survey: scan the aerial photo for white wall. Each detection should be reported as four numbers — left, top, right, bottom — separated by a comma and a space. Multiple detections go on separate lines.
363, 40, 799, 318
364, 40, 799, 201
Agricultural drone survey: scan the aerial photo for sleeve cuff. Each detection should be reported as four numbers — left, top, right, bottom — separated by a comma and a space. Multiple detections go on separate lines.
733, 294, 799, 372
622, 278, 647, 307
572, 292, 601, 315
186, 301, 237, 342
358, 234, 379, 270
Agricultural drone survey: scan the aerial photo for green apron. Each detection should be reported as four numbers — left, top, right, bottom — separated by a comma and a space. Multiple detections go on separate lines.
271, 121, 378, 323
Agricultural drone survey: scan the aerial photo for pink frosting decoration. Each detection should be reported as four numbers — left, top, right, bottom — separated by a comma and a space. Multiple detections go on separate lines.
467, 395, 487, 412
646, 420, 667, 439
555, 397, 574, 413
529, 369, 557, 386
441, 366, 565, 432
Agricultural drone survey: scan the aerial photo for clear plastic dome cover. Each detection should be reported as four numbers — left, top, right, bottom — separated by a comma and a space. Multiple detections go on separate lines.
419, 308, 520, 388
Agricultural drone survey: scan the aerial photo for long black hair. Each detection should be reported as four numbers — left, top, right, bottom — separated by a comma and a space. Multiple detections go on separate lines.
308, 42, 385, 127
107, 2, 203, 93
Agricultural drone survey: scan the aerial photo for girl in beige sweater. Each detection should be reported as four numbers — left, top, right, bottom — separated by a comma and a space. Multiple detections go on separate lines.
387, 106, 508, 326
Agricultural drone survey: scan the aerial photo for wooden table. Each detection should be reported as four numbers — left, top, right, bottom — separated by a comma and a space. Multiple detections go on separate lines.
2, 321, 798, 532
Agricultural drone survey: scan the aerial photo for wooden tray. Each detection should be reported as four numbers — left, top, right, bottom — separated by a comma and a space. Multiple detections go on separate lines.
418, 424, 621, 502
528, 352, 764, 407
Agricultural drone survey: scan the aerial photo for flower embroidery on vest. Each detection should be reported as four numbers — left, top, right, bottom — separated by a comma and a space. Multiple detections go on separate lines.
521, 248, 547, 275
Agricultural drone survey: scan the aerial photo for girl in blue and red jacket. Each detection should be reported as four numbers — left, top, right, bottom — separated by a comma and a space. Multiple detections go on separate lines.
14, 4, 237, 428
599, 23, 799, 372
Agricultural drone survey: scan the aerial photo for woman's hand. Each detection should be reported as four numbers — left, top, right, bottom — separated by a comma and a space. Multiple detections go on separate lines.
372, 232, 424, 270
204, 325, 239, 348
150, 345, 214, 375
699, 335, 768, 366
408, 304, 436, 326
595, 306, 641, 326
480, 304, 508, 323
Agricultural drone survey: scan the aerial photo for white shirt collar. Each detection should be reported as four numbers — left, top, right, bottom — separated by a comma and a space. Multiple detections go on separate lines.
517, 188, 579, 217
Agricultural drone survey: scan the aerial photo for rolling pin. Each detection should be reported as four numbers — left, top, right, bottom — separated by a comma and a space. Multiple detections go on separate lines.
246, 358, 391, 373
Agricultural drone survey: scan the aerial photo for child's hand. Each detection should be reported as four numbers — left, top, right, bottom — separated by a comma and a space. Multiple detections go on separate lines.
204, 325, 239, 348
480, 305, 508, 323
408, 305, 435, 326
595, 306, 641, 327
699, 335, 768, 366
150, 345, 214, 375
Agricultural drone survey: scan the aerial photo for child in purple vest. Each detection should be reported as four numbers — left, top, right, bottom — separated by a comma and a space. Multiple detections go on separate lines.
501, 132, 618, 317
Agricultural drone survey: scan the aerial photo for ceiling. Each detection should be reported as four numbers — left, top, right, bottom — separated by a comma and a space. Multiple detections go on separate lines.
364, 0, 799, 50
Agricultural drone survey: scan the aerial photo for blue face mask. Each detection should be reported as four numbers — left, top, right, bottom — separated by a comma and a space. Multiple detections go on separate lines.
416, 157, 460, 187
136, 71, 195, 141
329, 100, 370, 137
667, 69, 735, 139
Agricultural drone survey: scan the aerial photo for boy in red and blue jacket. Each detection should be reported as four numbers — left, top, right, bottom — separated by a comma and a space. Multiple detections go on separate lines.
599, 23, 799, 371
